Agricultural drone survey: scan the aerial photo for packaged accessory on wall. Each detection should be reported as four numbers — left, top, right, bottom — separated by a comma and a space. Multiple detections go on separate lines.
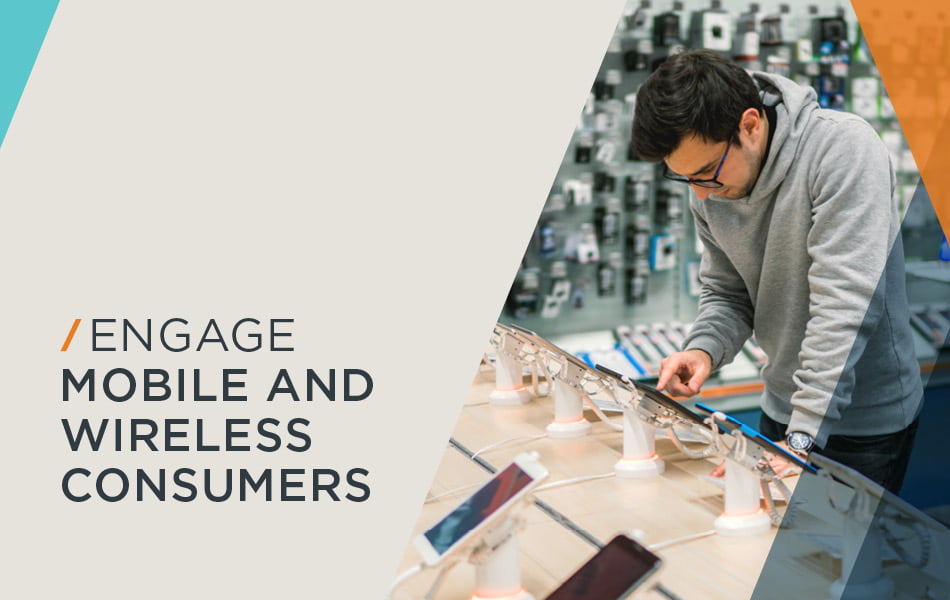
623, 176, 650, 212
563, 178, 593, 206
541, 263, 572, 319
760, 4, 789, 46
594, 170, 617, 193
545, 192, 567, 213
598, 253, 623, 298
538, 220, 559, 257
606, 69, 623, 99
595, 137, 619, 163
794, 5, 818, 63
570, 281, 588, 309
505, 271, 540, 318
689, 0, 732, 52
649, 234, 676, 271
595, 100, 624, 132
595, 198, 622, 245
653, 187, 669, 226
733, 3, 761, 68
765, 51, 791, 78
652, 4, 682, 47
574, 132, 594, 163
623, 39, 653, 72
624, 224, 638, 261
625, 268, 648, 305
598, 261, 616, 297
593, 79, 614, 101
817, 75, 846, 109
574, 223, 600, 264
662, 181, 686, 224
813, 9, 849, 58
624, 0, 653, 39
851, 77, 880, 119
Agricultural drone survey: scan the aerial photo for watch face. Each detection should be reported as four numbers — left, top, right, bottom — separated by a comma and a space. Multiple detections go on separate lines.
788, 432, 812, 452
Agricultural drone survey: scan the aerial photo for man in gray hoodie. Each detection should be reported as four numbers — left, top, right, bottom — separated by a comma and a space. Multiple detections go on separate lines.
631, 50, 922, 492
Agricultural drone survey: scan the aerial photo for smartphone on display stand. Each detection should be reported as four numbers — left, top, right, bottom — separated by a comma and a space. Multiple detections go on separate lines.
509, 323, 593, 372
694, 403, 818, 474
544, 534, 663, 600
413, 453, 548, 566
595, 364, 707, 427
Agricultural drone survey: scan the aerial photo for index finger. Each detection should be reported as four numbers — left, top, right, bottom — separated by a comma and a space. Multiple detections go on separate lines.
656, 361, 673, 391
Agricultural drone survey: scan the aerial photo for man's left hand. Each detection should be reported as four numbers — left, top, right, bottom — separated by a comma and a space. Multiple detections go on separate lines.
764, 441, 802, 477
708, 441, 803, 478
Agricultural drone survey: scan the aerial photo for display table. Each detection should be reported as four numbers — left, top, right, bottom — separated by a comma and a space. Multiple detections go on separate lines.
392, 368, 948, 600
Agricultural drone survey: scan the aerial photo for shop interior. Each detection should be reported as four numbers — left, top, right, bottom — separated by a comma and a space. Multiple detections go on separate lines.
391, 2, 950, 599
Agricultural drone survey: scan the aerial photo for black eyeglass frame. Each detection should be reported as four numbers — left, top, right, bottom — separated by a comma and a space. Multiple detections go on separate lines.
661, 135, 735, 189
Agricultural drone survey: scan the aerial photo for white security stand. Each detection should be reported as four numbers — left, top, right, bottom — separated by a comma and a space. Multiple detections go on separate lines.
810, 452, 941, 600
703, 418, 771, 536
470, 517, 534, 600
545, 378, 591, 438
594, 364, 715, 474
714, 454, 771, 536
614, 395, 664, 479
827, 518, 894, 600
489, 351, 532, 407
823, 480, 895, 600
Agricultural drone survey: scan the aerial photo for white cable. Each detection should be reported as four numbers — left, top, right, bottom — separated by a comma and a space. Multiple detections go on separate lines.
422, 561, 455, 600
529, 362, 541, 397
386, 562, 425, 600
464, 400, 489, 408
882, 516, 932, 568
761, 478, 782, 527
529, 356, 552, 397
582, 390, 624, 432
471, 434, 547, 460
424, 482, 483, 504
665, 426, 716, 459
535, 472, 616, 493
648, 529, 717, 551
772, 472, 797, 528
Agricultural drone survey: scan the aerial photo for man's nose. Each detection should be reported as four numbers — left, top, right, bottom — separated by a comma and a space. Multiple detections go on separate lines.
691, 184, 712, 201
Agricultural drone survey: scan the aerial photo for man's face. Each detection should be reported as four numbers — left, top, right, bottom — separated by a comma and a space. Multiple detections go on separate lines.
664, 132, 761, 201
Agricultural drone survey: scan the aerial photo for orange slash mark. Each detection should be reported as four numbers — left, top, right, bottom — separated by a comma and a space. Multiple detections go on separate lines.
61, 319, 81, 351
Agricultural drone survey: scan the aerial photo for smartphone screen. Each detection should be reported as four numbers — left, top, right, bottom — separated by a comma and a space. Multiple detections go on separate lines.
629, 379, 706, 426
595, 363, 705, 426
545, 535, 662, 600
423, 462, 534, 556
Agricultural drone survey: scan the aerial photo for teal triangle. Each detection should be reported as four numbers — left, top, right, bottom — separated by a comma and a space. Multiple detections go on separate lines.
0, 1, 60, 147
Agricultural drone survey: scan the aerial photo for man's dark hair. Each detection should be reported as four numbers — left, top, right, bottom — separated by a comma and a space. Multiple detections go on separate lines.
631, 50, 763, 161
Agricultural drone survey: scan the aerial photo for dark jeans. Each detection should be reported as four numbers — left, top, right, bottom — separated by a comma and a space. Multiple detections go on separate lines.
759, 412, 919, 494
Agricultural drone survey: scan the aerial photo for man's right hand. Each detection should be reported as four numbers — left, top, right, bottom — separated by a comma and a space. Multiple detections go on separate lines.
656, 349, 712, 397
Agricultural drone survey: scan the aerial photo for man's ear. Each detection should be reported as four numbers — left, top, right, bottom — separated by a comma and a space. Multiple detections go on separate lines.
739, 107, 763, 141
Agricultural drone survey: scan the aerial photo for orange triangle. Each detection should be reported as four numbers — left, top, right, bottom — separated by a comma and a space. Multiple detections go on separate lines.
852, 0, 950, 236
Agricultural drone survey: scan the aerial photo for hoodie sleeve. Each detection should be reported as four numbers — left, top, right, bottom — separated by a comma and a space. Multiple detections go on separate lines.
682, 201, 755, 371
785, 116, 898, 447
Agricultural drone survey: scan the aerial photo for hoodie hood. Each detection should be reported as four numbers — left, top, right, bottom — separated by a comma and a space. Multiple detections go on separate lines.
683, 68, 921, 445
743, 72, 819, 201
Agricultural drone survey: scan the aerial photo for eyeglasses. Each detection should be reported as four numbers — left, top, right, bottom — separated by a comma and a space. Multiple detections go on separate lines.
662, 138, 732, 189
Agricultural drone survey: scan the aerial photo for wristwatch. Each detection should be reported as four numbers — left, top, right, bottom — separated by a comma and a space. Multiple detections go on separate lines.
786, 431, 814, 456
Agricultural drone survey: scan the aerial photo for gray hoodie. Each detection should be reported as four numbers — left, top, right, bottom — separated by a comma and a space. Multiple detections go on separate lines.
682, 72, 922, 447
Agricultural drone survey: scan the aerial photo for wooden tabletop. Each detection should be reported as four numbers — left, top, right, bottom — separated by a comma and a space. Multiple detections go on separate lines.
391, 368, 949, 600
